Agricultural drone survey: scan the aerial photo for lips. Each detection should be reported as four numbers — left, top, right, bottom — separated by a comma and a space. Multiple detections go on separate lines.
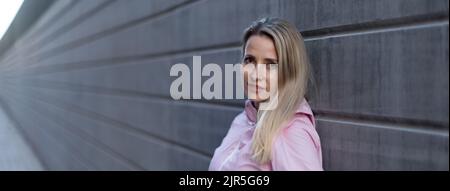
248, 83, 266, 92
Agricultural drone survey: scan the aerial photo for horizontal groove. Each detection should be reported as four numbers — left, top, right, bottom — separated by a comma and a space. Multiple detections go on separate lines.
0, 95, 49, 170
27, 0, 117, 53
38, 0, 201, 57
4, 86, 212, 170
6, 42, 242, 76
1, 0, 203, 71
1, 88, 144, 170
0, 0, 76, 66
0, 0, 77, 65
20, 0, 79, 48
33, 10, 447, 66
0, 0, 55, 60
35, 0, 201, 59
0, 0, 116, 71
0, 95, 72, 170
1, 82, 215, 160
3, 79, 448, 132
3, 11, 448, 75
0, 94, 98, 170
3, 78, 245, 110
315, 111, 449, 136
0, 0, 117, 71
302, 11, 449, 41
318, 116, 448, 137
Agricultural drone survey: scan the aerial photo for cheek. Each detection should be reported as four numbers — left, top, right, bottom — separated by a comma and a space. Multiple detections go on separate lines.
267, 71, 278, 90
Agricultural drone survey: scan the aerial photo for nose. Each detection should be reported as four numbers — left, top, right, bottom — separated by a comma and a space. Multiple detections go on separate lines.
249, 64, 266, 82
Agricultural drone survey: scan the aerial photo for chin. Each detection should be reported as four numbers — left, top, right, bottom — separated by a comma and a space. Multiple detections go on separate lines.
249, 96, 269, 103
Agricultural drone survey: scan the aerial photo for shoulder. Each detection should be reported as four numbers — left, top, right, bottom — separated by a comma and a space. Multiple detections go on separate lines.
233, 110, 247, 123
230, 111, 249, 127
270, 113, 323, 170
219, 111, 248, 144
276, 113, 320, 149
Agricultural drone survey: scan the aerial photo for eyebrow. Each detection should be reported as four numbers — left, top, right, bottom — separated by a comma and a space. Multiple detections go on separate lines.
264, 58, 278, 63
244, 54, 278, 63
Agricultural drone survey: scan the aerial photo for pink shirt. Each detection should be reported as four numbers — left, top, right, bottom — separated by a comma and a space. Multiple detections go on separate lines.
209, 99, 323, 171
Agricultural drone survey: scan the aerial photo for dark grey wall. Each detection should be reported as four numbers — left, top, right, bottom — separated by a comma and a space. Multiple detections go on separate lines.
0, 0, 448, 170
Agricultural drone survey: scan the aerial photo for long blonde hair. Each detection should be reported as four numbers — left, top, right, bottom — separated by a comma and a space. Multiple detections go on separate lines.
242, 18, 311, 164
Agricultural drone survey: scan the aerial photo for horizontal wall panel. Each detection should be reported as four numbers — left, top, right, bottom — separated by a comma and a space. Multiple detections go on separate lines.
5, 0, 448, 71
0, 0, 447, 171
6, 0, 192, 70
2, 83, 239, 157
30, 0, 191, 55
0, 86, 211, 170
15, 25, 449, 124
24, 0, 112, 50
0, 0, 74, 65
1, 0, 112, 70
317, 118, 448, 170
0, 96, 91, 170
2, 81, 446, 170
308, 25, 449, 124
2, 92, 137, 170
14, 0, 75, 49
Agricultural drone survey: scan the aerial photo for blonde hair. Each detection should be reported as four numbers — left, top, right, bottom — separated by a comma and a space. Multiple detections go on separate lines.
242, 17, 311, 164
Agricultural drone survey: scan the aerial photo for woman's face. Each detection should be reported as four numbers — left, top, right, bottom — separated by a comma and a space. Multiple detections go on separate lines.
242, 35, 279, 103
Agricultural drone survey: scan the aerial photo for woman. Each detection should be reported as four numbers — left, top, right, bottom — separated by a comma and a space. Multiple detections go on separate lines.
209, 18, 323, 171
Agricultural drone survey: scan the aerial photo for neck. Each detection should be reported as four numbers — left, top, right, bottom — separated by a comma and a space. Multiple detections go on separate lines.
251, 100, 260, 110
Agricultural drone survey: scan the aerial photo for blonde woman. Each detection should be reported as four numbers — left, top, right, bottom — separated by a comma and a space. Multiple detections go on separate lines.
209, 18, 323, 171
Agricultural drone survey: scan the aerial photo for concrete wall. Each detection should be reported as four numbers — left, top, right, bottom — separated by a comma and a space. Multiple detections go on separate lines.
0, 0, 448, 170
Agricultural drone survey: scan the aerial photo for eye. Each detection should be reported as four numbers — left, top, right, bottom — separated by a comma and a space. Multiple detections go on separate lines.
266, 62, 278, 70
243, 56, 255, 65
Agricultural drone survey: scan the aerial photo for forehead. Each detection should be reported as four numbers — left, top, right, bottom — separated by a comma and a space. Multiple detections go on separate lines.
244, 35, 277, 59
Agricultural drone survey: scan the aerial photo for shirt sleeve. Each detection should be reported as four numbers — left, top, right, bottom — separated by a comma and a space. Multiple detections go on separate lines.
271, 117, 323, 171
